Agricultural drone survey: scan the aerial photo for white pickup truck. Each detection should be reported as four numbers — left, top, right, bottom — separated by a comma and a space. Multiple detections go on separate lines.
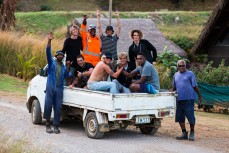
26, 66, 176, 139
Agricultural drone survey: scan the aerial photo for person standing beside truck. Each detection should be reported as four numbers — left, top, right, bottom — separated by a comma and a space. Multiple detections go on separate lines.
97, 9, 120, 70
173, 60, 202, 141
80, 15, 101, 67
128, 30, 157, 69
122, 52, 160, 93
87, 52, 123, 94
44, 32, 71, 134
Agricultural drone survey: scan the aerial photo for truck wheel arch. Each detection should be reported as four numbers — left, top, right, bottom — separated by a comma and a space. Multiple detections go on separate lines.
27, 96, 38, 113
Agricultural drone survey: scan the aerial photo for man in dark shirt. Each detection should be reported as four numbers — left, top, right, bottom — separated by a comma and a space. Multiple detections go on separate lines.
112, 52, 134, 93
62, 25, 83, 68
129, 30, 157, 69
69, 55, 94, 88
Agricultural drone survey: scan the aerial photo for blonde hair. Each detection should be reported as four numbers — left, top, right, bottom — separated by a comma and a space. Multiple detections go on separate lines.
69, 25, 79, 35
118, 52, 128, 60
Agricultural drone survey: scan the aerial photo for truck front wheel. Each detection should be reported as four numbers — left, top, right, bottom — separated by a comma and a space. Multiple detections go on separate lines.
85, 112, 104, 139
31, 99, 42, 124
140, 126, 158, 135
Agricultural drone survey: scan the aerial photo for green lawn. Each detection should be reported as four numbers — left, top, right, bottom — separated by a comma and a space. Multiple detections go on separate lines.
0, 74, 28, 94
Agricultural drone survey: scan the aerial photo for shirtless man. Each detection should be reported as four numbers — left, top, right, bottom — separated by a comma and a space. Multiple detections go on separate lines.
87, 52, 123, 94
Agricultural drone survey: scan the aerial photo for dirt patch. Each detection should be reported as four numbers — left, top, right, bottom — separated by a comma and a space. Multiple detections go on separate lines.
157, 113, 229, 153
0, 91, 25, 104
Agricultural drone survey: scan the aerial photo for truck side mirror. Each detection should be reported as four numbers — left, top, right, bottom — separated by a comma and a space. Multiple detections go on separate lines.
39, 68, 48, 77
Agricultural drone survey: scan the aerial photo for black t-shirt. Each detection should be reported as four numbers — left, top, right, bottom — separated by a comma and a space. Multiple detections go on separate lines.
74, 62, 94, 76
74, 62, 94, 87
62, 37, 83, 68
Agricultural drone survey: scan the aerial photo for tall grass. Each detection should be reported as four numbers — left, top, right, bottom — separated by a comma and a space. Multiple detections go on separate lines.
0, 31, 63, 78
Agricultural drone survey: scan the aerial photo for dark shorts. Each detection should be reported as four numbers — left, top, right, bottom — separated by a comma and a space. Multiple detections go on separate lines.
140, 83, 157, 94
175, 100, 195, 124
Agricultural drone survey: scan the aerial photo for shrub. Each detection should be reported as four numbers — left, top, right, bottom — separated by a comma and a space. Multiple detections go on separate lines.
156, 46, 189, 89
40, 4, 52, 11
191, 60, 229, 86
169, 35, 195, 52
16, 54, 37, 81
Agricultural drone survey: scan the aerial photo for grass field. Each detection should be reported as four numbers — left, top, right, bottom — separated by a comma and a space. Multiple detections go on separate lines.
0, 74, 28, 94
15, 11, 211, 36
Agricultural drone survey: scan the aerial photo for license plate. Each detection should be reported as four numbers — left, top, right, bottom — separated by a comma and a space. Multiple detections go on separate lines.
135, 116, 151, 124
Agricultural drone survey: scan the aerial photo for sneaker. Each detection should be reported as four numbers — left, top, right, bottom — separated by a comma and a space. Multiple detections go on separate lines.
54, 126, 60, 134
46, 123, 53, 134
176, 131, 188, 140
189, 131, 195, 141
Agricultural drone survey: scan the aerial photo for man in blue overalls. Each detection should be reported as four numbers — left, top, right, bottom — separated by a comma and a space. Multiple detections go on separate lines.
43, 32, 70, 134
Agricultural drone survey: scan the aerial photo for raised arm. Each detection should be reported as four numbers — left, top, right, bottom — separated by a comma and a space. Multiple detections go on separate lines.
114, 10, 120, 37
46, 32, 54, 65
97, 10, 103, 37
80, 15, 88, 51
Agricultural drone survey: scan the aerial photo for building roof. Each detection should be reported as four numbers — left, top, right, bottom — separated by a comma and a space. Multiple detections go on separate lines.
77, 18, 187, 56
192, 0, 229, 54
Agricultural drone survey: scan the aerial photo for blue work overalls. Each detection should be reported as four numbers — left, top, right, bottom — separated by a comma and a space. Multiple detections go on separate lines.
43, 47, 67, 126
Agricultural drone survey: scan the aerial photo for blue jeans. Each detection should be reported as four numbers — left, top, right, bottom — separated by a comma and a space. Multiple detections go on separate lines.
112, 79, 130, 93
87, 81, 119, 94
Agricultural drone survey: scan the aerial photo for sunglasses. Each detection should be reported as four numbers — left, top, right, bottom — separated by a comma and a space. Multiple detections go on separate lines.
106, 57, 112, 60
178, 65, 185, 67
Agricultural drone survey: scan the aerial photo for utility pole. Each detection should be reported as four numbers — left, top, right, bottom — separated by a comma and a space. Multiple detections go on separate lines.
109, 0, 112, 26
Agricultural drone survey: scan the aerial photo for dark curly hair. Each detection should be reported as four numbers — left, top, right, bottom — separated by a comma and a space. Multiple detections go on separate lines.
130, 30, 143, 39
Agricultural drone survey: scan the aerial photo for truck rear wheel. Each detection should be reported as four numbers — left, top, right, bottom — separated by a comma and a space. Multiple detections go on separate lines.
31, 99, 42, 124
85, 112, 104, 139
140, 126, 158, 135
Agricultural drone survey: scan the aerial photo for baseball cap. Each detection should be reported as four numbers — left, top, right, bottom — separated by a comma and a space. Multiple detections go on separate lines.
55, 50, 64, 57
106, 26, 114, 32
88, 24, 96, 30
103, 52, 113, 59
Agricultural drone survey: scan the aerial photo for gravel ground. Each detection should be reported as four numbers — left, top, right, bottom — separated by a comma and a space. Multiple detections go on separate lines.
0, 91, 228, 153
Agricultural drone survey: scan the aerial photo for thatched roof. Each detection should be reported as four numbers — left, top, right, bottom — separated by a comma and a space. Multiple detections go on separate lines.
77, 18, 186, 56
192, 0, 229, 54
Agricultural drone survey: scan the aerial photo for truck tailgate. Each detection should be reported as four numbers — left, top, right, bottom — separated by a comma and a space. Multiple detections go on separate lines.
113, 92, 176, 111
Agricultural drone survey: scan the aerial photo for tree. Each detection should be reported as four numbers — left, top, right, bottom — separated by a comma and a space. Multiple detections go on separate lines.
0, 0, 19, 31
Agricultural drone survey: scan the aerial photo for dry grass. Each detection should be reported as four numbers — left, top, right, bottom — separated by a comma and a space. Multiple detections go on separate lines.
157, 25, 204, 40
0, 31, 64, 78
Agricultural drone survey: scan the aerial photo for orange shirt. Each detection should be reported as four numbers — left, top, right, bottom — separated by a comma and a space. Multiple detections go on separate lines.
80, 24, 101, 66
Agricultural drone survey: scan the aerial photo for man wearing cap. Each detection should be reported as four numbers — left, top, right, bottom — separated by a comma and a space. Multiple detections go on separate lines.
97, 9, 120, 70
80, 15, 101, 67
43, 32, 71, 134
87, 52, 123, 94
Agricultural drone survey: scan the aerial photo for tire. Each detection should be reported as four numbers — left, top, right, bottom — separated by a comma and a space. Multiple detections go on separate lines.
84, 112, 104, 139
140, 126, 158, 135
31, 99, 42, 124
